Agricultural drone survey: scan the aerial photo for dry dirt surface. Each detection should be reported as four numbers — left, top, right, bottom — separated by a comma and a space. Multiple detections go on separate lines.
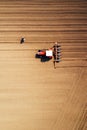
0, 0, 87, 130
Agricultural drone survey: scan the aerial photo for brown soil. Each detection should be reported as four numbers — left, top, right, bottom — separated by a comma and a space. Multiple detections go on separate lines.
0, 0, 87, 130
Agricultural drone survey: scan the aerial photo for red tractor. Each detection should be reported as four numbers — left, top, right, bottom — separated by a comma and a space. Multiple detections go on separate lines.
36, 42, 61, 64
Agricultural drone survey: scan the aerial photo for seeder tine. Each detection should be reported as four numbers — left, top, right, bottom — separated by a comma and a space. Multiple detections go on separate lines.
54, 59, 61, 63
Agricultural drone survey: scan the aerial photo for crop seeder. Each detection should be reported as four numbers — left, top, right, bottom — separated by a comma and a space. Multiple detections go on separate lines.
53, 42, 61, 68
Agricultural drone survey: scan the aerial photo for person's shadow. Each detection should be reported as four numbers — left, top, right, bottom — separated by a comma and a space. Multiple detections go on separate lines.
20, 38, 25, 44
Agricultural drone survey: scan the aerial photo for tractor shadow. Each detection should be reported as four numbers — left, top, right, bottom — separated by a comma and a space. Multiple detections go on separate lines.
35, 54, 52, 62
